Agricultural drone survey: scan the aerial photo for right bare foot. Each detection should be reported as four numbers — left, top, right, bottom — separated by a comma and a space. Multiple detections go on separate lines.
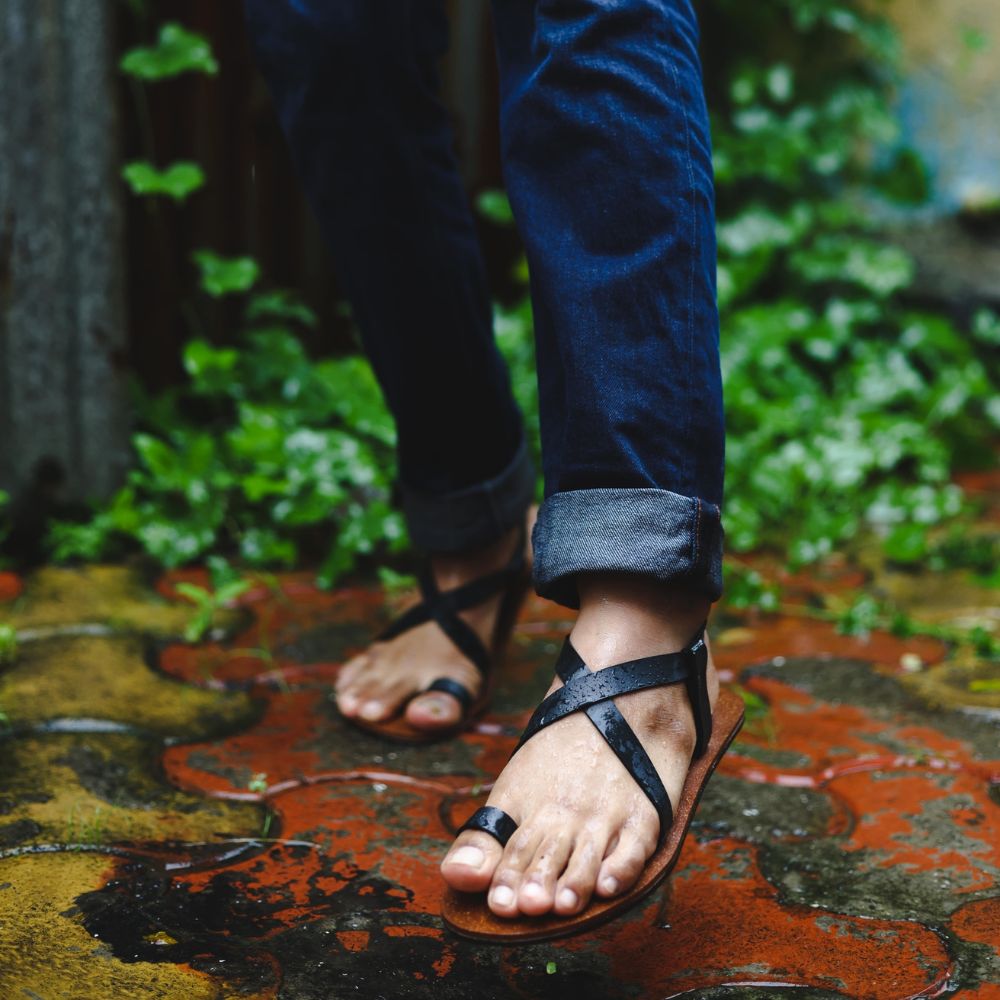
334, 524, 526, 733
440, 574, 718, 918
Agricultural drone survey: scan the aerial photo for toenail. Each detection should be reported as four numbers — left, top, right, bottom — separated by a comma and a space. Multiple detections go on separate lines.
601, 876, 619, 895
449, 846, 484, 868
360, 701, 383, 719
491, 885, 515, 907
423, 696, 447, 716
557, 888, 578, 910
521, 881, 545, 901
339, 693, 357, 710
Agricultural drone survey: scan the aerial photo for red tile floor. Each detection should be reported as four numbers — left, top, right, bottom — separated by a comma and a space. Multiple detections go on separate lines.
0, 499, 997, 998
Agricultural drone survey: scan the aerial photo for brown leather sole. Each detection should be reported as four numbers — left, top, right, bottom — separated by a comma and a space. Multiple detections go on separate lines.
441, 687, 746, 944
339, 566, 532, 746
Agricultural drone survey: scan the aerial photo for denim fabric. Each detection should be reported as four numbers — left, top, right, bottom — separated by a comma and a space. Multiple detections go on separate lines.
401, 440, 536, 553
245, 0, 725, 605
532, 489, 723, 607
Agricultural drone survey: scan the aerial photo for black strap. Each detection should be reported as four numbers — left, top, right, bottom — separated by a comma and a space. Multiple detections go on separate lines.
510, 627, 711, 849
427, 677, 473, 712
458, 805, 518, 847
377, 538, 526, 682
550, 642, 674, 838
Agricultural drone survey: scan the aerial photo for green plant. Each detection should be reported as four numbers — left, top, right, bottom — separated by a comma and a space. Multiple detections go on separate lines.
247, 772, 273, 837
122, 161, 205, 201
119, 22, 218, 80
701, 0, 999, 569
175, 565, 252, 643
45, 3, 1000, 604
48, 20, 407, 584
0, 624, 16, 665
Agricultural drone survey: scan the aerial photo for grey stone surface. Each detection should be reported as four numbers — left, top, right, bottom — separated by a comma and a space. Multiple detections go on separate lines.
0, 0, 128, 504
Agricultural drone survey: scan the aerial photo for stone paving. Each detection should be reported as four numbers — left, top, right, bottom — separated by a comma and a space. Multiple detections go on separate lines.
0, 494, 997, 998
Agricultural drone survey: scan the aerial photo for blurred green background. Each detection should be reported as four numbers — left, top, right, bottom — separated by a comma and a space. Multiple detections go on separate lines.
0, 0, 997, 612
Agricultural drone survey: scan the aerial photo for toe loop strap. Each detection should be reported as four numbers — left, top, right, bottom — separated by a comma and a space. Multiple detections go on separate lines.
427, 677, 473, 712
457, 806, 518, 847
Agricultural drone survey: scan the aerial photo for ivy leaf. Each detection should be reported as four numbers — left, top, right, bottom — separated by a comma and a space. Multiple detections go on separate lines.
192, 251, 260, 297
122, 161, 205, 202
247, 290, 318, 328
476, 190, 514, 224
120, 23, 219, 80
183, 339, 240, 394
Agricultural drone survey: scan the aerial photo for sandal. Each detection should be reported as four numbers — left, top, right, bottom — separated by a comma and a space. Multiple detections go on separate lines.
441, 625, 745, 942
343, 528, 531, 744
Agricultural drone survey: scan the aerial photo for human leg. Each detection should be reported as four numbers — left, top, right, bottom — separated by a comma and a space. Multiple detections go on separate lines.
244, 0, 534, 730
441, 0, 733, 922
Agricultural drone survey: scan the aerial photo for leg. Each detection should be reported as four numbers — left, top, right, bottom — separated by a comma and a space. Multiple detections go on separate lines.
442, 0, 725, 916
244, 0, 534, 728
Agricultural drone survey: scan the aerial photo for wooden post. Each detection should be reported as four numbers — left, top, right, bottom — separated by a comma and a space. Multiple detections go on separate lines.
0, 0, 129, 508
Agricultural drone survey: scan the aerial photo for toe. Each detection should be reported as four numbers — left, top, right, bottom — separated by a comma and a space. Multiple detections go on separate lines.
516, 830, 573, 916
554, 829, 606, 915
440, 831, 503, 893
405, 691, 463, 731
484, 823, 541, 918
595, 828, 655, 899
333, 655, 369, 709
341, 677, 409, 721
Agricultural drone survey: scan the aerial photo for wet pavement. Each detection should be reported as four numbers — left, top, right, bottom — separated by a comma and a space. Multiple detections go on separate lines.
0, 497, 997, 998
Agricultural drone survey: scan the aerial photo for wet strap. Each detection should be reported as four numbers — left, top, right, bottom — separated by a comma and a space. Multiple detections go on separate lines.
457, 805, 519, 847
511, 627, 711, 848
427, 677, 473, 713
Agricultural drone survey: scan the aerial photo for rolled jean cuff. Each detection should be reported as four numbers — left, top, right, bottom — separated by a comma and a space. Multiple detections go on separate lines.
400, 441, 536, 553
531, 487, 724, 609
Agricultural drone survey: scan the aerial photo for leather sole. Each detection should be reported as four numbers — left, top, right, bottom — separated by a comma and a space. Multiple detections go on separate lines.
441, 686, 746, 943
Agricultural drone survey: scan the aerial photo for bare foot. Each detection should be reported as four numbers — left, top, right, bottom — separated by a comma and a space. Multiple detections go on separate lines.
440, 574, 718, 917
334, 525, 526, 732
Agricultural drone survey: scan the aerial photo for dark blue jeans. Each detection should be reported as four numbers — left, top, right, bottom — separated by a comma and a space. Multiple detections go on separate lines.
244, 0, 724, 608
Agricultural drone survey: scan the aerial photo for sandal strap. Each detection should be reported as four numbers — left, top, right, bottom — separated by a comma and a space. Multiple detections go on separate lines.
376, 537, 527, 680
510, 626, 710, 848
458, 805, 518, 847
426, 677, 474, 712
550, 641, 674, 839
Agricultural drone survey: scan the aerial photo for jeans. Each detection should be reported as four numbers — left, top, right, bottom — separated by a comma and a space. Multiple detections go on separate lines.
244, 0, 724, 609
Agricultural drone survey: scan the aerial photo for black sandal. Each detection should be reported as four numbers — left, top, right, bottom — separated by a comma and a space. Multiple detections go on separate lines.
342, 529, 530, 744
442, 625, 745, 942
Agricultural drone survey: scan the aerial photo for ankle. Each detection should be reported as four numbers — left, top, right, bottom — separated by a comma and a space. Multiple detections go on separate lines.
430, 524, 523, 590
570, 574, 710, 670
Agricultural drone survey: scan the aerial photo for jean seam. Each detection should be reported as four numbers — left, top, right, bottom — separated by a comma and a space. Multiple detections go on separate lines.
663, 17, 699, 500
693, 496, 702, 568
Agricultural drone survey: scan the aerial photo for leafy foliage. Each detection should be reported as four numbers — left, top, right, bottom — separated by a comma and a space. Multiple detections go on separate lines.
46, 5, 998, 602
120, 23, 218, 80
174, 576, 252, 643
50, 290, 405, 584
0, 624, 15, 665
702, 0, 999, 568
191, 251, 261, 298
122, 161, 205, 202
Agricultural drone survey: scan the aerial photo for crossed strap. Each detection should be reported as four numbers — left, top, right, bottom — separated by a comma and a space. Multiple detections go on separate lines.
458, 626, 712, 850
377, 543, 526, 712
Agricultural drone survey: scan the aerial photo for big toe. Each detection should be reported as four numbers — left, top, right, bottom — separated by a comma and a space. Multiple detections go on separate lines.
406, 691, 464, 731
440, 832, 503, 893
